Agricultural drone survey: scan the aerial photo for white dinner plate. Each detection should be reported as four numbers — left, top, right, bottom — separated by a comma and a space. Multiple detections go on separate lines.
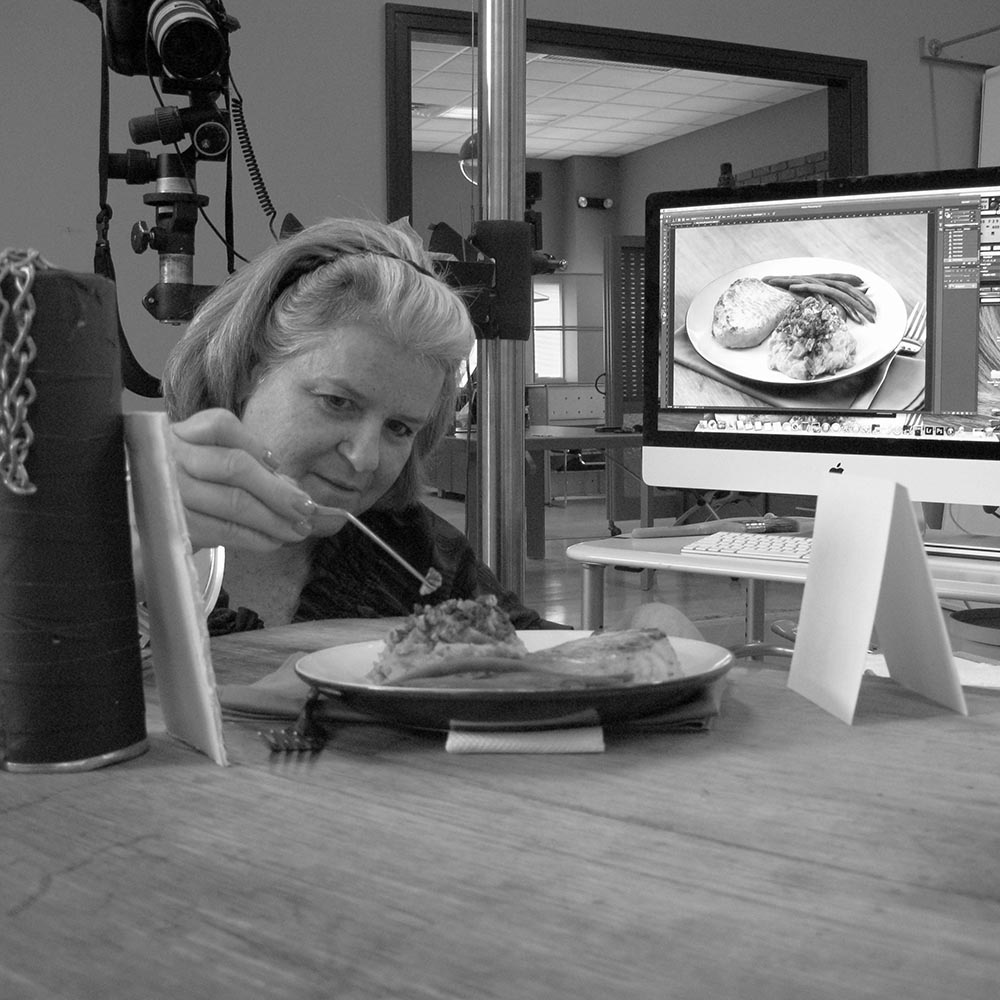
685, 256, 907, 385
294, 631, 733, 731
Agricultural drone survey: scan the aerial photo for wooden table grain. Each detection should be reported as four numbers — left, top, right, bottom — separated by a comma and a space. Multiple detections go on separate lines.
3, 619, 1000, 1000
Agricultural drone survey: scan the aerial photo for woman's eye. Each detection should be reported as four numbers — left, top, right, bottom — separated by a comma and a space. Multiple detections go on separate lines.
313, 391, 417, 439
319, 393, 352, 412
386, 420, 417, 439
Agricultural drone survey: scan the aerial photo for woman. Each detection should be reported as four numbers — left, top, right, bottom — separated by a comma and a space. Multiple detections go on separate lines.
162, 217, 560, 633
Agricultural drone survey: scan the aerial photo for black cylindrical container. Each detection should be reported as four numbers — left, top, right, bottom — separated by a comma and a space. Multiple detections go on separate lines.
0, 263, 147, 771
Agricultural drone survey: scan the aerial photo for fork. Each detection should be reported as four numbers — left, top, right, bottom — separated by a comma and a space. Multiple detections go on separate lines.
312, 503, 443, 595
855, 299, 927, 408
259, 688, 327, 754
897, 300, 927, 355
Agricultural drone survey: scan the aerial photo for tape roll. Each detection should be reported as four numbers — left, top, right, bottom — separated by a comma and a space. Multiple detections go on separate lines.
0, 266, 147, 770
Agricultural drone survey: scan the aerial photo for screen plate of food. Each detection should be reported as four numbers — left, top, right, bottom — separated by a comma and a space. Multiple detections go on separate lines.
294, 630, 733, 732
685, 256, 906, 385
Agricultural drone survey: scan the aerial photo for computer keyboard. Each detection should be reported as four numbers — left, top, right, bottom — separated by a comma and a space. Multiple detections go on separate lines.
680, 530, 813, 562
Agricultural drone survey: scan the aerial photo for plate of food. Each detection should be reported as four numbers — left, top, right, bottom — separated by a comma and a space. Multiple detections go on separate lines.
685, 256, 907, 385
294, 597, 733, 731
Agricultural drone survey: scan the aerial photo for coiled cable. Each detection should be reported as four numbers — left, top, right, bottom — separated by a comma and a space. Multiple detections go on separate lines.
229, 73, 277, 239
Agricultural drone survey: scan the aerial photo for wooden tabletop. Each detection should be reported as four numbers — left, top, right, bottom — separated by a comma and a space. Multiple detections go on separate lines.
3, 619, 1000, 1000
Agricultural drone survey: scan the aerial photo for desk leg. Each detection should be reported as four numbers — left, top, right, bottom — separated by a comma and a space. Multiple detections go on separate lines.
581, 562, 607, 630
733, 579, 795, 662
745, 579, 765, 644
639, 481, 654, 591
525, 455, 546, 560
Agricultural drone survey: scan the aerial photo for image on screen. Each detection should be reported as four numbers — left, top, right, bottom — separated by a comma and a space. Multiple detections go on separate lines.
646, 169, 1000, 458
660, 172, 1000, 437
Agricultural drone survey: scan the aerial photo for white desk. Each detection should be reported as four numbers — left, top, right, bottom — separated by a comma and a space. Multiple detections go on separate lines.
565, 533, 1000, 635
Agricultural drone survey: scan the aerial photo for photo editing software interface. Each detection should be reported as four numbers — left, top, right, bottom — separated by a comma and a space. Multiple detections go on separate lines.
652, 174, 1000, 449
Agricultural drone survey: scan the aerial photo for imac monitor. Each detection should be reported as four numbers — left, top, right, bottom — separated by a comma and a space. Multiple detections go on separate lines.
643, 167, 1000, 532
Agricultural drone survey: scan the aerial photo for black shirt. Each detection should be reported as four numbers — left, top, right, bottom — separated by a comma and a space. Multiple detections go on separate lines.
208, 503, 566, 635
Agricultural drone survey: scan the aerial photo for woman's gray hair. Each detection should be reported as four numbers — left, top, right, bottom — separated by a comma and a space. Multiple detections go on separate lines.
161, 217, 475, 509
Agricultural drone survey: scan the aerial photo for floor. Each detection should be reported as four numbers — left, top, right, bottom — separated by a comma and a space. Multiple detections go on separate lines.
422, 489, 806, 649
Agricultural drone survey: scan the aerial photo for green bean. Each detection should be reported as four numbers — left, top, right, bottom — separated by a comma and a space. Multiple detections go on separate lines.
788, 282, 876, 322
812, 276, 876, 312
763, 273, 877, 322
807, 272, 866, 286
806, 290, 861, 324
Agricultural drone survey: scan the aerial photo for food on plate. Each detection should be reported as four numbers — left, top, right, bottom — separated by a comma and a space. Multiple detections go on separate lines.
762, 273, 877, 324
368, 596, 683, 688
369, 595, 529, 684
711, 277, 798, 348
767, 296, 857, 380
521, 628, 682, 684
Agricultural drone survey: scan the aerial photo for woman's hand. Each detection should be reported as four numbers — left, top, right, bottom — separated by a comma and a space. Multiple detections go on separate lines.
168, 409, 317, 552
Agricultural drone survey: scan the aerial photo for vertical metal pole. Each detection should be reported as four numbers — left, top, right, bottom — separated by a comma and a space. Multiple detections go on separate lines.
477, 0, 527, 595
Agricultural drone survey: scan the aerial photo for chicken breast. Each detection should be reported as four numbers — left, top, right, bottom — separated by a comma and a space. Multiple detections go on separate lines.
524, 628, 681, 684
372, 620, 681, 689
711, 277, 798, 348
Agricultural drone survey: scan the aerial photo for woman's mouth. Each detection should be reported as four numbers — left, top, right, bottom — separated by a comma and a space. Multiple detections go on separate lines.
306, 473, 365, 508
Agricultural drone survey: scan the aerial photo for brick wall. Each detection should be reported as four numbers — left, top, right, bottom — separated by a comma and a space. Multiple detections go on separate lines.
735, 150, 829, 186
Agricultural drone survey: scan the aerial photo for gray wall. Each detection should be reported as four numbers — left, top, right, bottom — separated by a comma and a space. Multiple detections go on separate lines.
414, 90, 828, 267
414, 89, 827, 384
3, 1, 994, 408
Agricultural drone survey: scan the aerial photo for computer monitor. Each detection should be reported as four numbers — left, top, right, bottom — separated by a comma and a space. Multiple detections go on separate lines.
642, 167, 1000, 522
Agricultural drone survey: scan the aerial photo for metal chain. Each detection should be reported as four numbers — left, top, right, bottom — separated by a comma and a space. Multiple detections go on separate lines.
0, 248, 51, 495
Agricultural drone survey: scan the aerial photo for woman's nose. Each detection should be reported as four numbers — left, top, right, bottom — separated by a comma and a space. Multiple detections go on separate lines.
338, 421, 381, 472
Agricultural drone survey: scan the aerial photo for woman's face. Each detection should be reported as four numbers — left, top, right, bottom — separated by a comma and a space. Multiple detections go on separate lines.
241, 324, 444, 532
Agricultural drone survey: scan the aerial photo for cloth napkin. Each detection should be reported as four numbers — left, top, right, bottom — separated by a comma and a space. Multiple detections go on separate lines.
217, 653, 374, 724
217, 652, 728, 751
672, 325, 925, 412
444, 678, 727, 753
445, 728, 606, 753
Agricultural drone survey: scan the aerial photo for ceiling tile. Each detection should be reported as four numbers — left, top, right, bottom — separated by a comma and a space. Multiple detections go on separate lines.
410, 41, 824, 157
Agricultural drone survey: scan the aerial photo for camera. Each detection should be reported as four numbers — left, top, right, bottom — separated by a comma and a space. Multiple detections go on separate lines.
102, 1, 240, 324
104, 0, 238, 84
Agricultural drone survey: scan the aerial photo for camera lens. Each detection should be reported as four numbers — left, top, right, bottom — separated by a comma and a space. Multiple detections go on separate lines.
147, 0, 225, 82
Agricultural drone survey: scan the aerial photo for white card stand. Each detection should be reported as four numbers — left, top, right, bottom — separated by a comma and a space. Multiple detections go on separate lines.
787, 474, 967, 724
124, 412, 228, 765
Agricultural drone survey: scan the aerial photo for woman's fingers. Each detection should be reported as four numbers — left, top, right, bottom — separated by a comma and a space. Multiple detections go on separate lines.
171, 408, 272, 462
181, 506, 310, 553
168, 409, 316, 551
175, 466, 314, 550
